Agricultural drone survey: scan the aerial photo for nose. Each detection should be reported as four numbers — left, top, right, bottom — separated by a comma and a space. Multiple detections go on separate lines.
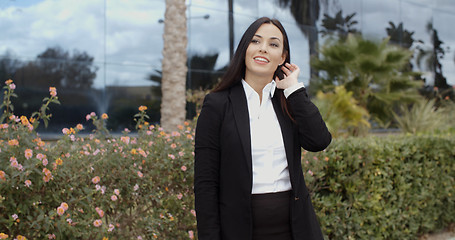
259, 43, 267, 53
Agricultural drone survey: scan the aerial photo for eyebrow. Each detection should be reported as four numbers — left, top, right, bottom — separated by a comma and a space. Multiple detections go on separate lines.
254, 34, 282, 42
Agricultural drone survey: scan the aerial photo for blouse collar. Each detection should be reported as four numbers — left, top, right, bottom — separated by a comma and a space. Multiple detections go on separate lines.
241, 79, 276, 100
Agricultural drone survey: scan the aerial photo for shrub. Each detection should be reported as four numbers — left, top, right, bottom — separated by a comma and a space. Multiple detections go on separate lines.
313, 85, 370, 137
0, 80, 196, 239
1, 79, 454, 239
304, 135, 455, 239
393, 98, 448, 134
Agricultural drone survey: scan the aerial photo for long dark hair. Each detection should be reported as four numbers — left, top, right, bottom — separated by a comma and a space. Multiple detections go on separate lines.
213, 17, 294, 119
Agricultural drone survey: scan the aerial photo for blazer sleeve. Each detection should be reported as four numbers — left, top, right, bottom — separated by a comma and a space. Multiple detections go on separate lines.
287, 87, 332, 152
194, 92, 224, 240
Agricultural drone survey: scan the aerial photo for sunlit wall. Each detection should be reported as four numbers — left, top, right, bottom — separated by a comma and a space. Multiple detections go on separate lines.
0, 0, 453, 132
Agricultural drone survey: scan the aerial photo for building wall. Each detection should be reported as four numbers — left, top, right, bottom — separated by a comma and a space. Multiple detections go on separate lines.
0, 0, 453, 132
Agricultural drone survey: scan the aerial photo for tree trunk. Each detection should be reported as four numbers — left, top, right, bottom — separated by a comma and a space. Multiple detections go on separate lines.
161, 0, 187, 132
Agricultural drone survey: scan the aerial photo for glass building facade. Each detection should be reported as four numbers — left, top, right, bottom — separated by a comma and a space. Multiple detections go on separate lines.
1, 0, 454, 133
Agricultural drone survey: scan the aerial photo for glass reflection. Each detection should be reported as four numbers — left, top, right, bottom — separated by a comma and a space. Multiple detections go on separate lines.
0, 0, 165, 133
188, 6, 230, 90
1, 0, 454, 133
258, 0, 300, 24
233, 0, 259, 16
401, 1, 432, 46
317, 0, 362, 32
362, 0, 401, 39
3, 45, 102, 132
190, 0, 228, 12
283, 23, 311, 86
433, 8, 455, 86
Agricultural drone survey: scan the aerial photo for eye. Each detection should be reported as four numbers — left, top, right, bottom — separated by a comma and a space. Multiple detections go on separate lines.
270, 42, 279, 48
251, 39, 260, 44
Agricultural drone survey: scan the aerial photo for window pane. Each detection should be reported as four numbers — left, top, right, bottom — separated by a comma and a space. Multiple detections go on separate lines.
234, 0, 259, 16
190, 0, 228, 12
258, 0, 298, 24
362, 0, 401, 39
401, 1, 432, 46
188, 5, 229, 89
0, 1, 105, 64
317, 0, 362, 31
0, 0, 165, 133
433, 7, 455, 86
105, 66, 161, 132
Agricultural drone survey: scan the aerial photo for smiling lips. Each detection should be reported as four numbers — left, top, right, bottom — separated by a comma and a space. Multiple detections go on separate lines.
253, 56, 269, 64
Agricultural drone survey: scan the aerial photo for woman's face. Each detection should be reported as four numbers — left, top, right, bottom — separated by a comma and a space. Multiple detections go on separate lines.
245, 23, 286, 80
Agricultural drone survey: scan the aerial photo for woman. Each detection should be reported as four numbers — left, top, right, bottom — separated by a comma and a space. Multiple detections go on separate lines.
194, 17, 331, 240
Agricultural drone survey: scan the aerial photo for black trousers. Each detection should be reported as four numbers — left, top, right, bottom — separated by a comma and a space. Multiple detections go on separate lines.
251, 191, 293, 240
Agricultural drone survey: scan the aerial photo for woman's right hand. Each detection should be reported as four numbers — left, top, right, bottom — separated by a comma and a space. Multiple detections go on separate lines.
275, 63, 300, 90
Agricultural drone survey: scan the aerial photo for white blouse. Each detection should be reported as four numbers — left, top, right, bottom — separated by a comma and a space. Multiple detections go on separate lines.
241, 80, 303, 194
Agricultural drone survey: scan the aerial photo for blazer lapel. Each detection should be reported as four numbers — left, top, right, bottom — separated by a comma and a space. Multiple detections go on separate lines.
229, 83, 253, 176
272, 92, 295, 182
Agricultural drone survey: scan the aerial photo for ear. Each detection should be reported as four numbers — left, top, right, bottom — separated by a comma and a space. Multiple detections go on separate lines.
280, 52, 287, 66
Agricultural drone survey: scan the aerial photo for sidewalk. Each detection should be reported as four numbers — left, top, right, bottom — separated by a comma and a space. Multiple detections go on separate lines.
419, 224, 455, 240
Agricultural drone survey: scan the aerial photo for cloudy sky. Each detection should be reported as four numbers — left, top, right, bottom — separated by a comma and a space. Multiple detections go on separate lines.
1, 0, 454, 89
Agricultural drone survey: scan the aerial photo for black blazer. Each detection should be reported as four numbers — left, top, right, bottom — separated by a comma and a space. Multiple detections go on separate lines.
194, 82, 332, 240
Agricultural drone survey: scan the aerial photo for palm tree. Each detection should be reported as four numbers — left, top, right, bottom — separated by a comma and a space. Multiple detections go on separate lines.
149, 52, 223, 120
385, 21, 420, 75
416, 22, 451, 90
311, 34, 422, 125
385, 21, 415, 49
319, 10, 358, 40
160, 0, 187, 132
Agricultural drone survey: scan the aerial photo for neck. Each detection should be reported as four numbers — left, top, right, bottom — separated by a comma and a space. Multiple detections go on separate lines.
244, 73, 273, 98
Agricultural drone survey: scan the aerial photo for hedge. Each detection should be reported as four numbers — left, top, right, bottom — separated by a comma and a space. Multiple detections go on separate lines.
1, 81, 454, 239
304, 134, 455, 239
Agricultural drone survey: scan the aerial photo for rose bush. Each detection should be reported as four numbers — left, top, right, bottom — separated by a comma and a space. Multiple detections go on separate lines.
0, 80, 196, 239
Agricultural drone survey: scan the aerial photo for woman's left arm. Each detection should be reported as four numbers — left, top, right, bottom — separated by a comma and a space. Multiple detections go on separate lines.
276, 63, 332, 152
287, 88, 332, 152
